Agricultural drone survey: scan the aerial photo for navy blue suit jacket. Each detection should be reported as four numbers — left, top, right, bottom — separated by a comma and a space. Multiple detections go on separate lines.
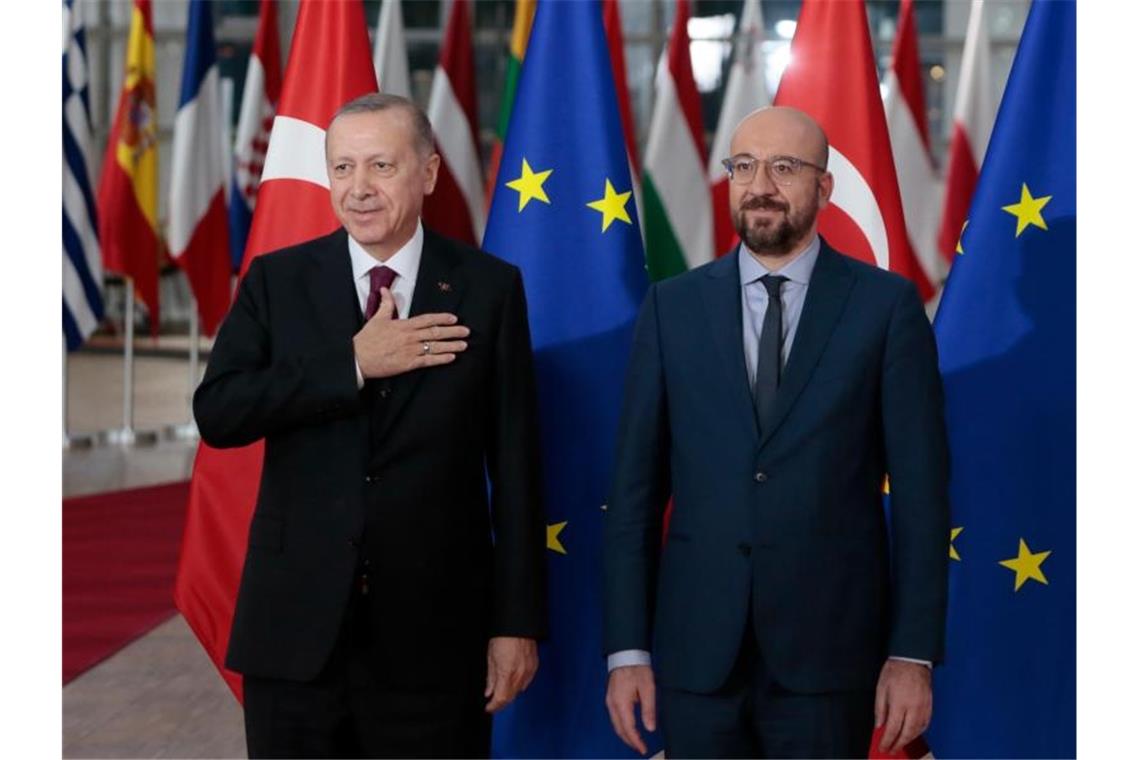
603, 240, 949, 695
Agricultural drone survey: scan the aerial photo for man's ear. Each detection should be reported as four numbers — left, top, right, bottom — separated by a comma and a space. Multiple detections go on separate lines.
423, 153, 441, 196
817, 171, 834, 211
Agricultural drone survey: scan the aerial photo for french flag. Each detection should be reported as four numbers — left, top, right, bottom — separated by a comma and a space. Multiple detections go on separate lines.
169, 0, 232, 336
229, 0, 281, 273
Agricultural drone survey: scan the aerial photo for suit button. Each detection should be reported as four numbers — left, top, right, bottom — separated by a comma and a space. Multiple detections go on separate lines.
364, 474, 378, 484
378, 387, 391, 399
754, 471, 768, 483
737, 543, 752, 557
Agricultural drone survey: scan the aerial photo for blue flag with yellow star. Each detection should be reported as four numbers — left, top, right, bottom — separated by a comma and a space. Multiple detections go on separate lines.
927, 2, 1075, 757
481, 1, 650, 757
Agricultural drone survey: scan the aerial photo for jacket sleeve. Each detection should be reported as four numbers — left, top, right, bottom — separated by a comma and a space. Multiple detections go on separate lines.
485, 267, 549, 639
193, 256, 363, 448
880, 281, 951, 663
603, 284, 671, 655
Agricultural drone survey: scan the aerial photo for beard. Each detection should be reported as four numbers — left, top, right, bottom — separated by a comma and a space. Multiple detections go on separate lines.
733, 192, 818, 256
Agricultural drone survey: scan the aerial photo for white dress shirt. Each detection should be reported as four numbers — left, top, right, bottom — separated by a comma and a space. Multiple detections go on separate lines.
350, 221, 424, 387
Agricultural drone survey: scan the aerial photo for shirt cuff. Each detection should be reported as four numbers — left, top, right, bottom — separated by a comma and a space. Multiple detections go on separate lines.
354, 356, 364, 389
607, 649, 652, 671
889, 656, 933, 668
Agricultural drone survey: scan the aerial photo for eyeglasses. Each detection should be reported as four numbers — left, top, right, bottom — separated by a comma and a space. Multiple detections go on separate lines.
719, 154, 827, 186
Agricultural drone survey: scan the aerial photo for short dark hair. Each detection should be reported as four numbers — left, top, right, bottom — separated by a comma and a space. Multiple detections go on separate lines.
327, 93, 435, 158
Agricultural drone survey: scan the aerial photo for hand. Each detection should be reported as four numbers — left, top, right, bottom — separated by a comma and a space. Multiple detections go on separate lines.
484, 637, 539, 713
605, 665, 656, 755
352, 287, 470, 379
874, 659, 932, 755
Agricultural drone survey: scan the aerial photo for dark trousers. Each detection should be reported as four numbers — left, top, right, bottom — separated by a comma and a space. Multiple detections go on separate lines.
660, 629, 875, 759
242, 585, 491, 759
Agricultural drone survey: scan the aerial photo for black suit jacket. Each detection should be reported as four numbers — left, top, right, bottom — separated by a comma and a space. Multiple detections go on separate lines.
604, 240, 949, 694
194, 227, 547, 687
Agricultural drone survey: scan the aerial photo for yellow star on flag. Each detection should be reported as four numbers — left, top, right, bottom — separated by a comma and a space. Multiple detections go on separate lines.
1001, 183, 1052, 237
999, 538, 1051, 591
586, 179, 632, 232
949, 526, 964, 561
505, 158, 553, 212
547, 521, 568, 554
956, 220, 968, 254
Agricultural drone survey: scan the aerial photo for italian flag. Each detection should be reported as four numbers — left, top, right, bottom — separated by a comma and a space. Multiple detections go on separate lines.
643, 0, 713, 282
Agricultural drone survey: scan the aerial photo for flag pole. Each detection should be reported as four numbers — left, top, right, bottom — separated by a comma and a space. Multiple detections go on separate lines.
168, 300, 200, 440
106, 276, 137, 445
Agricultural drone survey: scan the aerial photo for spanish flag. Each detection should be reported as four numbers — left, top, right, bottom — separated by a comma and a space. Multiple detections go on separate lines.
97, 0, 161, 331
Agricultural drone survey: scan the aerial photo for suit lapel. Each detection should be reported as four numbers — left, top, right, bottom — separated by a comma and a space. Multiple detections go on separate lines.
759, 242, 854, 449
308, 227, 364, 342
700, 249, 761, 444
369, 230, 468, 443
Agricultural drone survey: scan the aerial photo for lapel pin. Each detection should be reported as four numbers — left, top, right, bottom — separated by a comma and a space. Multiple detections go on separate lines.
437, 281, 452, 293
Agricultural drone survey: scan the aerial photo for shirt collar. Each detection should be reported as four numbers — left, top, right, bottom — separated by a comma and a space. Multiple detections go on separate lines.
738, 234, 821, 287
347, 220, 424, 283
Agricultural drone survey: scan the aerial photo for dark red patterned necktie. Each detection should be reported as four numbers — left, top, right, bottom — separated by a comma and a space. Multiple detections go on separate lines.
363, 266, 397, 321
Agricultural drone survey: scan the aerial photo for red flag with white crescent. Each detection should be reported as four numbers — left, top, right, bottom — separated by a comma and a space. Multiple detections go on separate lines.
173, 0, 377, 702
774, 0, 933, 299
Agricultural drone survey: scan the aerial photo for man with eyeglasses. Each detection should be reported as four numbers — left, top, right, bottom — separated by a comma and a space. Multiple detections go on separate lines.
604, 106, 949, 758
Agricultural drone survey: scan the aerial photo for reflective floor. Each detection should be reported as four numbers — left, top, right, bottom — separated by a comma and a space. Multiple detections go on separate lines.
63, 347, 246, 758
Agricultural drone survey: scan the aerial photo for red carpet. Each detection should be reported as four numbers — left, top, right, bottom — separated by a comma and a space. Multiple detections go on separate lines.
63, 481, 190, 684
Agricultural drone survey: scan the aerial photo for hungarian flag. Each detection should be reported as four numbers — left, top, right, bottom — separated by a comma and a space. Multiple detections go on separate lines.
229, 0, 282, 272
486, 0, 536, 202
937, 0, 995, 264
169, 0, 232, 337
423, 0, 483, 246
774, 0, 933, 300
96, 0, 161, 331
643, 0, 713, 282
883, 0, 944, 292
373, 0, 410, 97
173, 0, 378, 701
708, 0, 771, 257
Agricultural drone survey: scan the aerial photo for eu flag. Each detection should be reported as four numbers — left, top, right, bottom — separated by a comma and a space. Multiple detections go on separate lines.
482, 1, 650, 756
927, 2, 1075, 757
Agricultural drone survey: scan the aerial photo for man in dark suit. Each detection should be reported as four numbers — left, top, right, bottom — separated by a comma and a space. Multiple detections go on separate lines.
603, 107, 949, 758
194, 93, 547, 759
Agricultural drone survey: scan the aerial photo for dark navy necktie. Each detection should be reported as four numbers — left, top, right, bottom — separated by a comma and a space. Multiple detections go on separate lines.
753, 274, 788, 427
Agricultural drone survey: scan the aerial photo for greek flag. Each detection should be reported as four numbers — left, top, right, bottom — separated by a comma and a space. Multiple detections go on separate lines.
63, 0, 104, 350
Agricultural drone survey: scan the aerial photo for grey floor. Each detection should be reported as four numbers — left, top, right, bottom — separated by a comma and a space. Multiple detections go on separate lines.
63, 347, 246, 759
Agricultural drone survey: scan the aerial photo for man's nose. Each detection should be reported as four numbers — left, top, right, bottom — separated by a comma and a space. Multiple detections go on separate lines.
746, 162, 777, 194
350, 170, 373, 197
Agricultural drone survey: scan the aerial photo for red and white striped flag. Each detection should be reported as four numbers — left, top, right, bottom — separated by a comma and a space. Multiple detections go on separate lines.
883, 0, 944, 291
174, 0, 378, 701
937, 0, 995, 263
373, 0, 410, 97
708, 0, 770, 257
424, 0, 483, 245
229, 0, 282, 271
604, 0, 640, 183
774, 0, 933, 299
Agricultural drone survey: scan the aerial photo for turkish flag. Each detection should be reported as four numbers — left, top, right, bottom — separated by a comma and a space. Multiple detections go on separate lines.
173, 0, 377, 702
774, 0, 932, 300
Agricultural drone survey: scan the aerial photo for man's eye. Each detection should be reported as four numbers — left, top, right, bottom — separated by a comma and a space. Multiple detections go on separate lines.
771, 161, 794, 175
734, 160, 754, 173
